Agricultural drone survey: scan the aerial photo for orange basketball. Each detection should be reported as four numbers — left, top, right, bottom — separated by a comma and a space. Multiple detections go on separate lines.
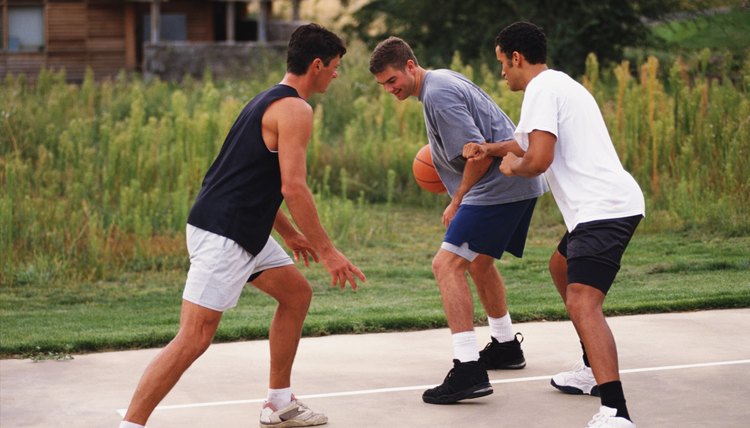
413, 144, 446, 194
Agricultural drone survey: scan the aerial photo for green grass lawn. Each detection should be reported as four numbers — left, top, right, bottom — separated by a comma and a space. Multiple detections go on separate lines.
1, 205, 749, 359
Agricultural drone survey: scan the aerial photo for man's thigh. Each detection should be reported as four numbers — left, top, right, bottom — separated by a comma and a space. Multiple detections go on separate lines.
251, 264, 311, 303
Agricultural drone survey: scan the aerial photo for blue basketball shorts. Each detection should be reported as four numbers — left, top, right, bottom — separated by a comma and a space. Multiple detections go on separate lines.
442, 198, 537, 261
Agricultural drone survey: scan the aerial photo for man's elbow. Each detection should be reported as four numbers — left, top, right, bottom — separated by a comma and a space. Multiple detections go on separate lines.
529, 164, 549, 176
281, 181, 308, 199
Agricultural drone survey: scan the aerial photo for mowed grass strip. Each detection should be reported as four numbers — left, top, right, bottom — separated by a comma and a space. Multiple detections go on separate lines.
1, 205, 748, 358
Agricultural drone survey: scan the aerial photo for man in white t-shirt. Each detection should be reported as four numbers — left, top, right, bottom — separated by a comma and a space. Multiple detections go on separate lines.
464, 22, 644, 428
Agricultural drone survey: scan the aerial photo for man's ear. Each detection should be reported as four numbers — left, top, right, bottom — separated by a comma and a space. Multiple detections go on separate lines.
405, 59, 416, 73
311, 58, 323, 73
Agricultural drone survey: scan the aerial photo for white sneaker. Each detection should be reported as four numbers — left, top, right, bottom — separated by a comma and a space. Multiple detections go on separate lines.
259, 397, 328, 427
551, 361, 600, 396
586, 406, 635, 427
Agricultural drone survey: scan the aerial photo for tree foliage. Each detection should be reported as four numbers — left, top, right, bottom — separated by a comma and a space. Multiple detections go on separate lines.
344, 0, 706, 75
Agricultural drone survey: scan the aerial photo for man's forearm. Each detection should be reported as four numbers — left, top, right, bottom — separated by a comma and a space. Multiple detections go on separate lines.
454, 155, 493, 203
486, 139, 525, 158
510, 156, 545, 177
273, 209, 297, 238
283, 185, 335, 254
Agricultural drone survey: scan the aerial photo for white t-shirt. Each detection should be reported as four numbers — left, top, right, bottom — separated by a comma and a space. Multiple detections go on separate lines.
514, 69, 645, 231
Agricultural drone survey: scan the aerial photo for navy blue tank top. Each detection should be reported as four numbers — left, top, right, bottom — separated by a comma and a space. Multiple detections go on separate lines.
187, 84, 301, 256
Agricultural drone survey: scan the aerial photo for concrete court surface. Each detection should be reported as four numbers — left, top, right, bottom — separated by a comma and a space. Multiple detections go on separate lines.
1, 308, 749, 428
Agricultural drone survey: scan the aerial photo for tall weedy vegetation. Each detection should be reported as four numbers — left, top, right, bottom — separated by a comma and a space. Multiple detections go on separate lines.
592, 52, 750, 233
1, 43, 748, 285
1, 69, 278, 284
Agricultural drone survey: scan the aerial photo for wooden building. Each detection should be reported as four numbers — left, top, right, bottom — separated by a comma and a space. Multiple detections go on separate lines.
0, 0, 302, 81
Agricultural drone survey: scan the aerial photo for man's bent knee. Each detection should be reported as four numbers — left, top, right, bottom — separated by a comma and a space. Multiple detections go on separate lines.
253, 267, 313, 311
285, 280, 312, 311
564, 284, 605, 317
432, 250, 469, 279
467, 254, 496, 276
176, 300, 222, 353
170, 331, 213, 360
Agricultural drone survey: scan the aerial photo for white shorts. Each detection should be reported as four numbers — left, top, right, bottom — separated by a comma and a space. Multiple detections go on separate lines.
182, 224, 294, 311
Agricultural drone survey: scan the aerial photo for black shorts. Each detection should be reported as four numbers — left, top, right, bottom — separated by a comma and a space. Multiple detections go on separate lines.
557, 215, 642, 294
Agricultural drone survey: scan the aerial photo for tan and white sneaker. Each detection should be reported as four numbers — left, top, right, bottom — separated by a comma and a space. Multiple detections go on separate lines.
259, 397, 328, 427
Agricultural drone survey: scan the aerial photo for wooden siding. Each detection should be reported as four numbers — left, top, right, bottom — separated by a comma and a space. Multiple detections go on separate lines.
151, 1, 214, 42
185, 4, 213, 42
2, 52, 46, 76
86, 3, 125, 77
0, 0, 231, 81
47, 2, 87, 52
4, 0, 44, 5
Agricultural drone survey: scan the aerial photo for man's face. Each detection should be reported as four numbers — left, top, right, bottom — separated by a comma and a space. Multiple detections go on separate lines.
495, 46, 522, 92
315, 56, 341, 93
373, 63, 417, 101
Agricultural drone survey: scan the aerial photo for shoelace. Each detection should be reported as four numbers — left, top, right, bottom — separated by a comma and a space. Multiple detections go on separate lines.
294, 400, 327, 422
442, 367, 456, 382
586, 413, 608, 427
431, 366, 459, 393
586, 409, 614, 427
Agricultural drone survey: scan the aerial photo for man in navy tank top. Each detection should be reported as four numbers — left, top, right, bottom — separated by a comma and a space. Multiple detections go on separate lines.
120, 24, 365, 428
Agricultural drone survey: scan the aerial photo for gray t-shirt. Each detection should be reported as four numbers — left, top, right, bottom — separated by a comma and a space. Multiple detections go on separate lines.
419, 69, 546, 205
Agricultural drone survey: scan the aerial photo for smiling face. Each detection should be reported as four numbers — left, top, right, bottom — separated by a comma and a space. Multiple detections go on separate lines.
495, 46, 523, 92
373, 62, 419, 101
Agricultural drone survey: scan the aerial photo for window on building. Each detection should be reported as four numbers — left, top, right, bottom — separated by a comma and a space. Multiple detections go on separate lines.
143, 14, 187, 42
8, 6, 44, 52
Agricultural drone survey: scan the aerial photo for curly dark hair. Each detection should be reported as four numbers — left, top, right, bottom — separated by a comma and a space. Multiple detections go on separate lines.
495, 21, 547, 65
287, 23, 346, 75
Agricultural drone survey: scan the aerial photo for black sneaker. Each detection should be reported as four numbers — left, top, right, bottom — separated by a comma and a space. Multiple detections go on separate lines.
479, 332, 526, 370
422, 359, 493, 404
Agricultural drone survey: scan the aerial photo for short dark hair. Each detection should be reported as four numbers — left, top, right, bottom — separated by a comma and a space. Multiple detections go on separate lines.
287, 23, 346, 75
495, 21, 547, 65
368, 36, 419, 74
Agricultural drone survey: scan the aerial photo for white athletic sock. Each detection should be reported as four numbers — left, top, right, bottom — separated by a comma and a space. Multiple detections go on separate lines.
119, 422, 145, 428
267, 387, 293, 409
488, 313, 514, 342
452, 331, 480, 362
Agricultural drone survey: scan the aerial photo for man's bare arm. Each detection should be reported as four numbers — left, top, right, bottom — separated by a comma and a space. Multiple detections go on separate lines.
500, 130, 555, 177
463, 139, 526, 160
273, 98, 365, 289
273, 208, 318, 266
442, 153, 493, 226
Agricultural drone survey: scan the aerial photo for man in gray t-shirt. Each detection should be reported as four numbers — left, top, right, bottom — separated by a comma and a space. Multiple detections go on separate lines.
370, 37, 546, 405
